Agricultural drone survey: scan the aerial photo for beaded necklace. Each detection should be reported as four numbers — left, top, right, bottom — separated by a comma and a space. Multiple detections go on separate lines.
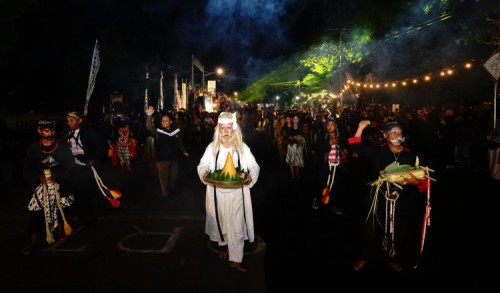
40, 140, 59, 155
393, 151, 401, 162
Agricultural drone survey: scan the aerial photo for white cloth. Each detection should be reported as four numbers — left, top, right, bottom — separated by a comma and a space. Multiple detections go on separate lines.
28, 183, 74, 231
488, 147, 500, 180
197, 143, 260, 263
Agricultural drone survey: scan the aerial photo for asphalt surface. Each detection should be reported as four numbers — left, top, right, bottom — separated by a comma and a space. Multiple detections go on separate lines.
1, 130, 500, 293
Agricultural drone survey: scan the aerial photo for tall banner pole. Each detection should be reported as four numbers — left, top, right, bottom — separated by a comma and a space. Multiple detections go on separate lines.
182, 79, 187, 109
494, 79, 498, 130
159, 70, 164, 111
84, 39, 100, 117
191, 55, 194, 111
144, 68, 149, 114
173, 73, 179, 111
191, 54, 205, 111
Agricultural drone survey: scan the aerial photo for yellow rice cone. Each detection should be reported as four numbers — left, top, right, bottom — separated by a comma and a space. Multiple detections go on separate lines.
220, 153, 237, 178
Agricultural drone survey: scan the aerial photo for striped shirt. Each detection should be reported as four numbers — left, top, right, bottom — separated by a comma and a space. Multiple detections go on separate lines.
328, 144, 339, 163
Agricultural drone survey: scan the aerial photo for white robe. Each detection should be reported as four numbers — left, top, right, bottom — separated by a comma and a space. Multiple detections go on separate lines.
197, 143, 260, 263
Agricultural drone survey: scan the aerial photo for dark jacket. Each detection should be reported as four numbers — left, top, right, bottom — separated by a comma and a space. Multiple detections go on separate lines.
23, 138, 75, 196
66, 123, 106, 166
146, 115, 187, 162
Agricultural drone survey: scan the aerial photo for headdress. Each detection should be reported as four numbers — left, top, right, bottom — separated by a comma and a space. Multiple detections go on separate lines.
66, 111, 82, 119
38, 118, 56, 129
325, 117, 337, 124
217, 112, 238, 130
383, 121, 402, 132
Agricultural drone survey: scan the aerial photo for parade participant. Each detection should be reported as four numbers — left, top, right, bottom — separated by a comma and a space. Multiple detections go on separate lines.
284, 113, 305, 179
145, 106, 189, 197
274, 114, 286, 161
65, 111, 107, 220
349, 120, 430, 272
197, 111, 260, 272
109, 119, 135, 170
311, 117, 348, 215
142, 115, 158, 174
22, 118, 75, 255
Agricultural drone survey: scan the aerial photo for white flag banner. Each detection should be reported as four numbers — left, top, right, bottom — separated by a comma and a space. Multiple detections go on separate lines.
176, 88, 181, 112
159, 70, 164, 111
84, 39, 100, 116
174, 73, 179, 111
144, 69, 149, 113
205, 80, 216, 112
182, 81, 187, 109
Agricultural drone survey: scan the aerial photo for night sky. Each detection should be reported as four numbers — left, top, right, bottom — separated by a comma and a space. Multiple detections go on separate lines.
0, 0, 497, 115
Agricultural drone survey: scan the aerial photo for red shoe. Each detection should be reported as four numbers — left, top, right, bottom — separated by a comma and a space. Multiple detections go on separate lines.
353, 260, 367, 271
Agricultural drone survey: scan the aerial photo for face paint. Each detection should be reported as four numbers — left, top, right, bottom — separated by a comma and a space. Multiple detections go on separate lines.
389, 139, 402, 146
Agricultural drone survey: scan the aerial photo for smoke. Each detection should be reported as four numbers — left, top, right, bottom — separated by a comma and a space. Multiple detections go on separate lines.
135, 0, 488, 97
363, 0, 462, 81
174, 0, 297, 81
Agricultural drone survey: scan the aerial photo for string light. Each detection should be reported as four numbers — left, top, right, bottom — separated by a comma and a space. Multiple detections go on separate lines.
342, 60, 478, 92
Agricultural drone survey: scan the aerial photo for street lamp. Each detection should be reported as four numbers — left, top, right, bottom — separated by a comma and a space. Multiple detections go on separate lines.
202, 67, 224, 92
205, 67, 224, 77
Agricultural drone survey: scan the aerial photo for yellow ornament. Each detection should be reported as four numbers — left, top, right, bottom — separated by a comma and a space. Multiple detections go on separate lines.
220, 152, 237, 178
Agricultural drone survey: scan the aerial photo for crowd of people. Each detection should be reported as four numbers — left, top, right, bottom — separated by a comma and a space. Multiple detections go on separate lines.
19, 100, 497, 273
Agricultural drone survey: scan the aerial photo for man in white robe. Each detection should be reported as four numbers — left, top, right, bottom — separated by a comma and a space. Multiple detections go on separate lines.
197, 111, 260, 272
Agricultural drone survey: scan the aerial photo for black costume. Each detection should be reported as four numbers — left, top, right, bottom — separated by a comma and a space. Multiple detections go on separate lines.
348, 136, 427, 268
66, 122, 107, 218
23, 137, 75, 240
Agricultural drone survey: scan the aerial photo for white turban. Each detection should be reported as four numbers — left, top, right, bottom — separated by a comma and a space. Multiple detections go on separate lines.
217, 112, 238, 130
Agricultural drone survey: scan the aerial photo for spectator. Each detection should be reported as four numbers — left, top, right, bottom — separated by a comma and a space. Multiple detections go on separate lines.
145, 106, 189, 197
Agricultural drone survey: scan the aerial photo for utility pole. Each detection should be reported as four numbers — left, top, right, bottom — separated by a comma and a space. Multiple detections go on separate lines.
328, 28, 345, 109
339, 30, 342, 109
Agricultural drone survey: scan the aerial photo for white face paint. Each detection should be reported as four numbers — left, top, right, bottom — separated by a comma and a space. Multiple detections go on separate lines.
389, 139, 402, 146
386, 128, 404, 146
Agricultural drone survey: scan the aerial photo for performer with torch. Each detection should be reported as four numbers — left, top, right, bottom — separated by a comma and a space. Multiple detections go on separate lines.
65, 111, 119, 222
311, 117, 349, 215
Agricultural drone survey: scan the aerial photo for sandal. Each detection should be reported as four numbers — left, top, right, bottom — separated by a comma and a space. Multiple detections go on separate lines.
218, 248, 229, 261
21, 244, 35, 256
230, 261, 247, 272
353, 260, 367, 271
384, 259, 402, 272
331, 205, 343, 215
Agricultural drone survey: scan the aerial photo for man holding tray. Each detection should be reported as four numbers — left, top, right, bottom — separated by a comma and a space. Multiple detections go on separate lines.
349, 120, 430, 272
197, 111, 260, 272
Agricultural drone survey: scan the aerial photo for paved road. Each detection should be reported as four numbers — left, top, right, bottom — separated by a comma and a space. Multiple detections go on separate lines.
1, 131, 500, 292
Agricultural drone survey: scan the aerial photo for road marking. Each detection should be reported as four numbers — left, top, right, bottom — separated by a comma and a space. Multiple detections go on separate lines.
38, 226, 88, 252
118, 225, 183, 253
